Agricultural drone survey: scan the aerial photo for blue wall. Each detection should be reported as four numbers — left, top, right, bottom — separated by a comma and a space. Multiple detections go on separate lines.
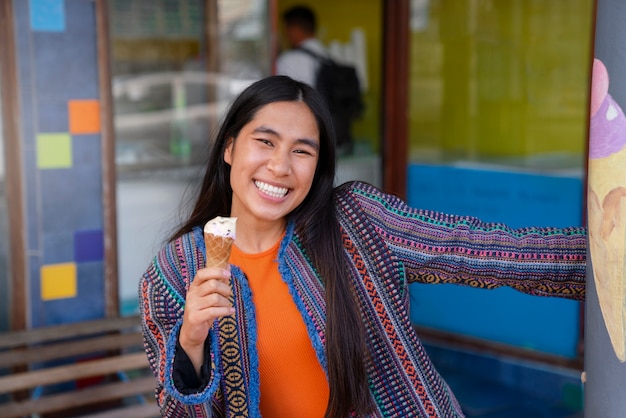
408, 164, 584, 358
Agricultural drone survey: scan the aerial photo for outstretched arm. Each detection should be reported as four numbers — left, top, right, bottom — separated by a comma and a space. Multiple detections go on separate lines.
349, 182, 586, 300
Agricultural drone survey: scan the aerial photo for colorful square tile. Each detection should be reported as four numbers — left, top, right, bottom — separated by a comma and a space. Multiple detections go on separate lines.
30, 0, 65, 32
38, 100, 69, 133
43, 231, 73, 264
37, 133, 72, 168
77, 261, 105, 302
41, 262, 77, 300
74, 229, 104, 262
72, 134, 101, 166
69, 100, 100, 134
66, 0, 97, 39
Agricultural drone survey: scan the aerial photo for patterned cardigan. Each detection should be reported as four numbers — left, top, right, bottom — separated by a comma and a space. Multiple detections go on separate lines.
140, 181, 586, 418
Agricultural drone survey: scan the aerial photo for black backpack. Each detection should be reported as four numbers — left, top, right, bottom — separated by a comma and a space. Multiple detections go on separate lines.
298, 48, 365, 153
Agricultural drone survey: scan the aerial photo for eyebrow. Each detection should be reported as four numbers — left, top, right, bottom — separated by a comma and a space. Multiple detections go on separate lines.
252, 126, 320, 151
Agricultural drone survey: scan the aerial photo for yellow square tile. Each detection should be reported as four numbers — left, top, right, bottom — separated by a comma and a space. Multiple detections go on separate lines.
41, 263, 77, 300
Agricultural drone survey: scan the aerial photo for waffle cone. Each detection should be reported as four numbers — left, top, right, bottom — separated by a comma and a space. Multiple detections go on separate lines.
204, 233, 234, 269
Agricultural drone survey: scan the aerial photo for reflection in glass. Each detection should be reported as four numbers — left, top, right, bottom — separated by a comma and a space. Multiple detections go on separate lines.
111, 0, 269, 171
110, 0, 270, 315
408, 0, 592, 170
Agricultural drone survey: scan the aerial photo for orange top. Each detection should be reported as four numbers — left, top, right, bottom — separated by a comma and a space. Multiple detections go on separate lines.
231, 241, 329, 417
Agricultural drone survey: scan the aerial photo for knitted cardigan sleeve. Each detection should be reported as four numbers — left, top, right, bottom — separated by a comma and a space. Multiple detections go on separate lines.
139, 232, 221, 417
346, 182, 587, 300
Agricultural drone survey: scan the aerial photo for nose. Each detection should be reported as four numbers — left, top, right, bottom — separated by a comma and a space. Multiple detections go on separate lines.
267, 149, 292, 176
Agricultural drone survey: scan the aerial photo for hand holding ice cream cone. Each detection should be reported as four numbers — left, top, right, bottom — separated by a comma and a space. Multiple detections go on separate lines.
179, 216, 237, 374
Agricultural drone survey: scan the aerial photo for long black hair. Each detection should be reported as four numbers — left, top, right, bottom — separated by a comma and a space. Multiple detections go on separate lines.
171, 76, 371, 417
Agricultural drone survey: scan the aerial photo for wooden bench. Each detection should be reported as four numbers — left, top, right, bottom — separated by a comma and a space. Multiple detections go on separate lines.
0, 315, 160, 418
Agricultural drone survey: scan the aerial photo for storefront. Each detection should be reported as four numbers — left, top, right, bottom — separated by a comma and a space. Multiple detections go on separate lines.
0, 0, 593, 392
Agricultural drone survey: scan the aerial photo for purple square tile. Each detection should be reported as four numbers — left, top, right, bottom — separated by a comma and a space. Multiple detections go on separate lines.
74, 229, 103, 262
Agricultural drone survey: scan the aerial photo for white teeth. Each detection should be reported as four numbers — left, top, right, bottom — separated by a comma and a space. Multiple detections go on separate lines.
255, 181, 288, 198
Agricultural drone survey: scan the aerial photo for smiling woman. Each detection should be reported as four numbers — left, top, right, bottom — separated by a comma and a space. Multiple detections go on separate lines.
139, 75, 587, 418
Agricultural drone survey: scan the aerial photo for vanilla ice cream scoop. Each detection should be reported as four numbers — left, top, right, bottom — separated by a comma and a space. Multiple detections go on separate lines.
203, 216, 237, 239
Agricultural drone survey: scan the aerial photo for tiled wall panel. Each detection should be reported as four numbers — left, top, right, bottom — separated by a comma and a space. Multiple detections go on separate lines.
15, 0, 105, 327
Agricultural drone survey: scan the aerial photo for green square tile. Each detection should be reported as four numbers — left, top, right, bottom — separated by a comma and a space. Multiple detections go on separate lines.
37, 133, 72, 168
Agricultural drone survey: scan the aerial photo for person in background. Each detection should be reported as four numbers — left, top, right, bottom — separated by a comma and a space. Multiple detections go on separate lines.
139, 75, 587, 417
276, 5, 363, 156
275, 5, 327, 87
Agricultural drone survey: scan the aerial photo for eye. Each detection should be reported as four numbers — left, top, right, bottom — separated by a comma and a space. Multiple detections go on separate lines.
293, 147, 316, 156
256, 138, 273, 146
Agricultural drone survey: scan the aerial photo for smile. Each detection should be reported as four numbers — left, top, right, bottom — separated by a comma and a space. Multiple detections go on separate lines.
255, 181, 289, 198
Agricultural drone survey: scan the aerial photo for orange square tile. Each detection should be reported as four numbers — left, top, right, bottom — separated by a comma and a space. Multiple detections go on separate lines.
68, 100, 100, 134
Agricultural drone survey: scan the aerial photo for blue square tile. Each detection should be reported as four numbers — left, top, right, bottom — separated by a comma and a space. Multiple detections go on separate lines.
43, 231, 73, 264
71, 166, 104, 231
74, 229, 103, 262
30, 0, 65, 32
66, 0, 96, 37
37, 100, 69, 133
77, 261, 105, 295
72, 134, 101, 167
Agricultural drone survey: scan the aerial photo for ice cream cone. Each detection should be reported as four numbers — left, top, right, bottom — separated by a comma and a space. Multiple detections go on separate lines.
203, 216, 237, 269
588, 58, 626, 361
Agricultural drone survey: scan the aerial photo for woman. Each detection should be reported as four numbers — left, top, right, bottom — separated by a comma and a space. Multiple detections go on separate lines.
140, 76, 586, 418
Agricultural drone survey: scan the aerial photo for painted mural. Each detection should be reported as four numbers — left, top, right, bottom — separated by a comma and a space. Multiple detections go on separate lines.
588, 58, 626, 361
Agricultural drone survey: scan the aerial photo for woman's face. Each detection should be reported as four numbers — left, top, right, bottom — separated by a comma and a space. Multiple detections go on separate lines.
224, 101, 320, 227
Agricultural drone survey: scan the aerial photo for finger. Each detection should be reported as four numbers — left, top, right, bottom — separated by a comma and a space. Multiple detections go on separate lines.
197, 291, 233, 309
193, 279, 233, 299
200, 306, 235, 318
192, 267, 231, 286
217, 265, 232, 284
185, 293, 232, 314
186, 301, 235, 326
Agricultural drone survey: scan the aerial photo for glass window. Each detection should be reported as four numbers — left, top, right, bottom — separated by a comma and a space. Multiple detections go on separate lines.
407, 0, 592, 358
408, 0, 590, 168
111, 0, 269, 171
110, 0, 271, 315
